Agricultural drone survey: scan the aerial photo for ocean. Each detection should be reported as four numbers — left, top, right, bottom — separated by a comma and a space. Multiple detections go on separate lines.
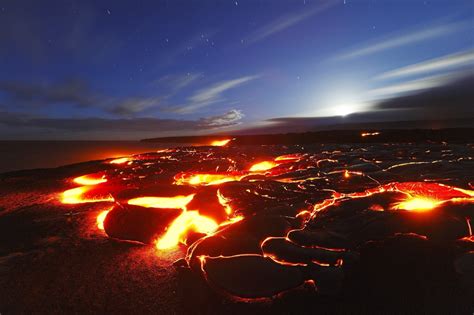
0, 141, 185, 174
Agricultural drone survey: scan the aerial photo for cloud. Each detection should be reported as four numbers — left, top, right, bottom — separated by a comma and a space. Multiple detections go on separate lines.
0, 79, 98, 107
367, 71, 469, 99
198, 109, 244, 127
374, 74, 474, 117
375, 49, 474, 80
154, 73, 202, 94
0, 75, 256, 118
0, 78, 163, 117
168, 75, 259, 114
109, 97, 162, 116
336, 20, 469, 60
0, 109, 245, 137
236, 74, 474, 134
245, 1, 335, 45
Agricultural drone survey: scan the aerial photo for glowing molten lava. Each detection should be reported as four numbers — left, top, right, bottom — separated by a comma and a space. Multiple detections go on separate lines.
96, 209, 111, 230
156, 211, 218, 249
61, 186, 114, 204
127, 194, 195, 209
249, 161, 277, 172
274, 153, 303, 161
109, 157, 131, 164
217, 189, 233, 215
174, 172, 244, 186
361, 131, 380, 137
210, 139, 231, 146
73, 174, 107, 186
392, 197, 440, 212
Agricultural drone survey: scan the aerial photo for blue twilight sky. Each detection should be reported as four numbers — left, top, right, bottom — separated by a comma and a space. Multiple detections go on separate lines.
0, 0, 473, 139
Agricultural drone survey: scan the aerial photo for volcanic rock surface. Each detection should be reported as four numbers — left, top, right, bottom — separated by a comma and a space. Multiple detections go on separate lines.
1, 142, 473, 314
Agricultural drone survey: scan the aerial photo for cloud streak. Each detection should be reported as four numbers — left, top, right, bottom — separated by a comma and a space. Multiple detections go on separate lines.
245, 1, 335, 45
154, 73, 202, 95
168, 75, 259, 114
0, 109, 244, 135
376, 49, 474, 80
235, 74, 474, 135
198, 109, 244, 127
0, 79, 98, 108
336, 20, 469, 60
368, 71, 469, 99
109, 97, 162, 117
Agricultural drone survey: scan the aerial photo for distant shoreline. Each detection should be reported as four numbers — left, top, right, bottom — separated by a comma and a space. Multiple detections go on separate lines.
0, 141, 182, 174
142, 128, 474, 145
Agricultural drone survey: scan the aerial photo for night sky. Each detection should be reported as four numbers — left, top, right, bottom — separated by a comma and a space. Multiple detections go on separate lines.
0, 0, 473, 139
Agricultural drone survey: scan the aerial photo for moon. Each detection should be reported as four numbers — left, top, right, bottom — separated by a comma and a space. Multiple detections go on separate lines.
334, 105, 357, 116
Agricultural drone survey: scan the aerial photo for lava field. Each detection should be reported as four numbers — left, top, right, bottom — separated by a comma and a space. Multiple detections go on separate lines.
1, 142, 473, 314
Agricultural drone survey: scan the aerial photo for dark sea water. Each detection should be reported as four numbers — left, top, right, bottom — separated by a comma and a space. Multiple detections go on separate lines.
0, 141, 185, 174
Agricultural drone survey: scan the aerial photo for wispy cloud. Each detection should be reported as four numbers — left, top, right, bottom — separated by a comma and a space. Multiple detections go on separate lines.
376, 49, 474, 80
0, 75, 254, 118
235, 75, 474, 135
0, 109, 245, 137
0, 79, 98, 108
198, 109, 244, 127
0, 78, 164, 117
109, 97, 162, 116
245, 1, 335, 45
336, 20, 469, 60
154, 73, 201, 94
169, 75, 259, 114
368, 71, 469, 99
375, 74, 474, 117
